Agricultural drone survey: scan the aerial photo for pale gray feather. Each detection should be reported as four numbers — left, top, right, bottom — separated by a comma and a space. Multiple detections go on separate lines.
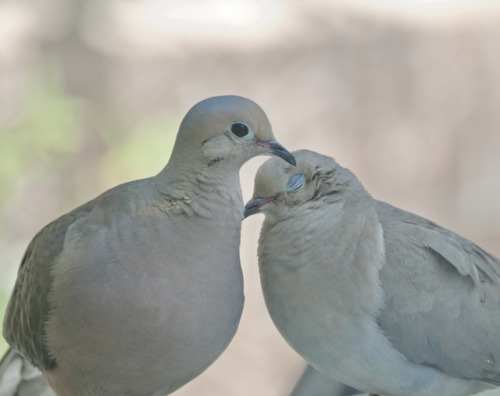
3, 200, 93, 371
376, 200, 500, 383
0, 348, 55, 396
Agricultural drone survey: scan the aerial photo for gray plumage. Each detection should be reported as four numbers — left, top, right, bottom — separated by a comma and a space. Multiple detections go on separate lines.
290, 365, 360, 396
245, 149, 500, 396
1, 95, 295, 396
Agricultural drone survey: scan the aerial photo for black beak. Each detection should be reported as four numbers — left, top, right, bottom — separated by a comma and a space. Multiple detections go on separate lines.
244, 197, 274, 218
258, 140, 296, 166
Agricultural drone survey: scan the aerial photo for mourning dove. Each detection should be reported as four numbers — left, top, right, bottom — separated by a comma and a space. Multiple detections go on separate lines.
0, 95, 295, 396
244, 149, 500, 396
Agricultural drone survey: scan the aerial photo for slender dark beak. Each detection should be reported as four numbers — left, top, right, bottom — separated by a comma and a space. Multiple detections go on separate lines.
244, 197, 275, 218
257, 140, 296, 166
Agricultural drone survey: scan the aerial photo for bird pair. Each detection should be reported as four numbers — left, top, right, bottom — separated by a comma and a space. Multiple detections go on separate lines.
1, 96, 499, 396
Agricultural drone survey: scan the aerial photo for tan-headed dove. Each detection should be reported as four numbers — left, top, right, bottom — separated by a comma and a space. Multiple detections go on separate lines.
0, 95, 295, 396
244, 149, 500, 396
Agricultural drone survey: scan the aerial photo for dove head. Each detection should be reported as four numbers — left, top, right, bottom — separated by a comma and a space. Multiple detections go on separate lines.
244, 149, 364, 219
164, 96, 295, 176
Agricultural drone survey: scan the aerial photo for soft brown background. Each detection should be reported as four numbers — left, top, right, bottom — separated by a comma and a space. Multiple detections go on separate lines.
1, 1, 500, 395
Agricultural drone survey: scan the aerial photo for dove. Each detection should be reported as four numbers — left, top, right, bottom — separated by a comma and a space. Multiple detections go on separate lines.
244, 149, 500, 396
1, 95, 295, 396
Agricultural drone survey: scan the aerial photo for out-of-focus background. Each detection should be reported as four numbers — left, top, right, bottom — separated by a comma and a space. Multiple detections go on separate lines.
1, 1, 500, 395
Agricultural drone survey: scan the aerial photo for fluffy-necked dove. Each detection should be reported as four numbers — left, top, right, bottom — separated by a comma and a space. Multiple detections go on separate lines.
244, 149, 500, 396
0, 95, 295, 396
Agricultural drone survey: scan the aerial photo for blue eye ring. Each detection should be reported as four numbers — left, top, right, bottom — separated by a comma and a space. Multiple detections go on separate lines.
285, 174, 306, 193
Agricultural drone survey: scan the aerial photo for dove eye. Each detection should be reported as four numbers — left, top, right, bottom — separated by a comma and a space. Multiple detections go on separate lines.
285, 174, 306, 193
229, 122, 254, 140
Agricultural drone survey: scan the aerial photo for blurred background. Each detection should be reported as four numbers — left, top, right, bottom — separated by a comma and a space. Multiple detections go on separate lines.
1, 0, 500, 395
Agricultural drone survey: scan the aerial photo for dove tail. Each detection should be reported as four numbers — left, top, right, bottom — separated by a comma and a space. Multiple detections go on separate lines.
0, 348, 55, 396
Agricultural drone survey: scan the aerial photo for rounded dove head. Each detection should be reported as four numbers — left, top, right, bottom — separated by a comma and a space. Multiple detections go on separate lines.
165, 95, 295, 171
244, 149, 364, 219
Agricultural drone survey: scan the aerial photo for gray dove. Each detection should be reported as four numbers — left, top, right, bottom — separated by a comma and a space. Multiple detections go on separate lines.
244, 149, 500, 396
0, 95, 295, 396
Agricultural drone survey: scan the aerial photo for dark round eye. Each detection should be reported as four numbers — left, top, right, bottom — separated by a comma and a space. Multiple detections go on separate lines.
231, 122, 249, 138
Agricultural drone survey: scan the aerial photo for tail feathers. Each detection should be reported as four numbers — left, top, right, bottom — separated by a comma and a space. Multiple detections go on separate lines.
0, 348, 55, 396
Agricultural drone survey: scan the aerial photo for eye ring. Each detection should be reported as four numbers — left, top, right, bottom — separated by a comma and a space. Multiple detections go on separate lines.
284, 174, 306, 194
228, 122, 254, 140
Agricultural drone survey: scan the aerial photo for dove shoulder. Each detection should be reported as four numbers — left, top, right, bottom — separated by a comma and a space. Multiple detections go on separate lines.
2, 177, 182, 371
3, 195, 95, 371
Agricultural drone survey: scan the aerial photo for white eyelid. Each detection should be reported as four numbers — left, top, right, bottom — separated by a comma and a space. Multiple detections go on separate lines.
285, 174, 306, 193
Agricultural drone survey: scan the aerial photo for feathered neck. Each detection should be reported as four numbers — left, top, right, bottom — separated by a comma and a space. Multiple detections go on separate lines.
154, 160, 243, 218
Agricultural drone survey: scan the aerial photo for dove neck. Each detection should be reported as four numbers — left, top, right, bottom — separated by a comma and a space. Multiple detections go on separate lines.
156, 158, 243, 216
